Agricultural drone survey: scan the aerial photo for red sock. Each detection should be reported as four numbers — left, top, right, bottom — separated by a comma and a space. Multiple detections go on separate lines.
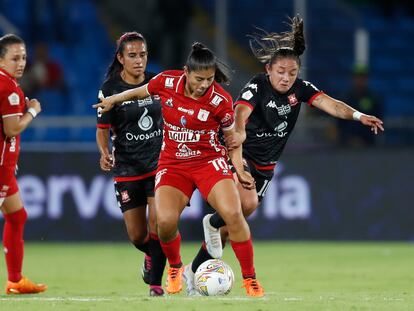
3, 208, 27, 282
230, 237, 256, 279
159, 233, 182, 267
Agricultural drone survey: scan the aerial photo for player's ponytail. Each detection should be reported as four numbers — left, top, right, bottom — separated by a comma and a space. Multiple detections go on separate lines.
104, 32, 147, 82
248, 14, 306, 67
185, 42, 232, 84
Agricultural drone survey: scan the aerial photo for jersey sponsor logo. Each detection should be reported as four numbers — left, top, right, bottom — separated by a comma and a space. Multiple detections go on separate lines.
175, 143, 201, 159
8, 93, 19, 106
288, 93, 299, 106
178, 106, 194, 115
180, 116, 187, 127
247, 83, 258, 92
168, 130, 200, 142
138, 108, 153, 131
241, 90, 253, 100
164, 121, 206, 134
197, 109, 210, 121
120, 190, 130, 203
210, 95, 223, 107
155, 168, 167, 186
165, 98, 173, 107
256, 121, 289, 138
165, 77, 174, 89
277, 104, 291, 115
125, 129, 162, 141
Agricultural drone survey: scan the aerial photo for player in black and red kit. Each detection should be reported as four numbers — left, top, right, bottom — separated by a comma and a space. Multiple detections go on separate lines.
95, 32, 165, 296
94, 42, 265, 297
0, 34, 46, 294
188, 16, 385, 291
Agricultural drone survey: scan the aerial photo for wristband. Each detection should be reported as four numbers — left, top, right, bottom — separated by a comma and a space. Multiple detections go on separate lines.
27, 107, 37, 118
352, 111, 363, 121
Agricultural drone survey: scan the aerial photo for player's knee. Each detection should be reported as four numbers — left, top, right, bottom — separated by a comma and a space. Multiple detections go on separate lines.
128, 230, 148, 246
156, 218, 177, 239
241, 197, 259, 217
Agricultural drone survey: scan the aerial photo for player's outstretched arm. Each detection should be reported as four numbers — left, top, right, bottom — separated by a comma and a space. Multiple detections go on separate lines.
93, 84, 150, 113
312, 93, 384, 134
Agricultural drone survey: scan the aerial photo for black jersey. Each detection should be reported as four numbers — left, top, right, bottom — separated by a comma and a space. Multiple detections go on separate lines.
96, 72, 162, 178
235, 73, 322, 167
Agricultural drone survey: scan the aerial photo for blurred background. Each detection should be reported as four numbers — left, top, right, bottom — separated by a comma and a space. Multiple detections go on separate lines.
0, 0, 413, 241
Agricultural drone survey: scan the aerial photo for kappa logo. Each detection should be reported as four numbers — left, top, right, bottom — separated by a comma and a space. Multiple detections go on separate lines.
197, 109, 210, 121
165, 77, 174, 89
266, 100, 277, 108
247, 83, 258, 92
210, 95, 223, 107
8, 93, 19, 106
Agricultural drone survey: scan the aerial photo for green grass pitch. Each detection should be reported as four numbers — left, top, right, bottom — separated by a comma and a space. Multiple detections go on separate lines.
1, 242, 413, 310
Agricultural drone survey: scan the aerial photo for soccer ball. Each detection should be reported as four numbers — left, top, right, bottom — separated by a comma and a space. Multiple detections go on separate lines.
194, 259, 234, 296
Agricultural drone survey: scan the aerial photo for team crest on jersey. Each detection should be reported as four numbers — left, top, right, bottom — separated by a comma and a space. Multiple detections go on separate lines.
165, 77, 174, 89
180, 115, 187, 127
288, 94, 298, 106
120, 191, 130, 203
8, 93, 19, 106
197, 109, 210, 121
165, 98, 173, 107
241, 90, 253, 100
210, 95, 223, 107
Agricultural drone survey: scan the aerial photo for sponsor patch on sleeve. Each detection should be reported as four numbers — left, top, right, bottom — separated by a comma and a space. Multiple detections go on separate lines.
8, 93, 20, 106
241, 90, 253, 100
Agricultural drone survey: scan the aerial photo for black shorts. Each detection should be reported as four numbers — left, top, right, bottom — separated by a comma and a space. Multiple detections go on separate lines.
244, 158, 275, 202
114, 176, 155, 213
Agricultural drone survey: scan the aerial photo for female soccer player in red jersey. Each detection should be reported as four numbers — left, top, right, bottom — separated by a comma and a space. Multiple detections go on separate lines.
0, 34, 46, 294
94, 42, 265, 297
188, 16, 384, 292
96, 32, 166, 296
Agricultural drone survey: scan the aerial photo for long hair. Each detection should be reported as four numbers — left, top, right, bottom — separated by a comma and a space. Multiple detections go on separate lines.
185, 42, 232, 84
0, 34, 25, 58
248, 15, 305, 66
104, 32, 147, 82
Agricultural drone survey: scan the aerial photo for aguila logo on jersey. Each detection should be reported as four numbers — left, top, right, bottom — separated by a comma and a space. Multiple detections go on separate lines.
168, 131, 200, 142
165, 77, 174, 89
180, 116, 187, 127
165, 98, 173, 107
197, 109, 210, 121
210, 95, 223, 107
288, 94, 298, 106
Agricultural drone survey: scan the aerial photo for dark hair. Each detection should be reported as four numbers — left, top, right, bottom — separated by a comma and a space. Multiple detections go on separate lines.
185, 42, 232, 84
104, 32, 147, 81
248, 15, 305, 67
0, 34, 25, 58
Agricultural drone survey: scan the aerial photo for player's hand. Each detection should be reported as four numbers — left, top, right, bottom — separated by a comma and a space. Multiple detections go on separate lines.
224, 132, 244, 151
100, 153, 113, 171
93, 95, 116, 113
25, 97, 41, 114
236, 170, 255, 190
360, 115, 384, 135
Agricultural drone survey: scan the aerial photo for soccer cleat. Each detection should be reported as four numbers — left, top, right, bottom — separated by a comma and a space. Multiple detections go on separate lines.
149, 286, 164, 297
5, 277, 47, 295
165, 266, 183, 294
202, 214, 222, 259
183, 264, 200, 296
141, 254, 152, 285
242, 278, 264, 297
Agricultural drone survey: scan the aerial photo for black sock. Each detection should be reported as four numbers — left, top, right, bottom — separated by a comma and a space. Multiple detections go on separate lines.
148, 236, 166, 286
191, 244, 213, 273
134, 241, 149, 255
209, 212, 226, 229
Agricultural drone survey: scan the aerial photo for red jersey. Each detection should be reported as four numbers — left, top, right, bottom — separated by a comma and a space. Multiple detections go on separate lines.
147, 70, 234, 166
0, 68, 25, 167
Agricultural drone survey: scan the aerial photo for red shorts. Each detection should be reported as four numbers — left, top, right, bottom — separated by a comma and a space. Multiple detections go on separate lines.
0, 166, 19, 201
155, 157, 234, 200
